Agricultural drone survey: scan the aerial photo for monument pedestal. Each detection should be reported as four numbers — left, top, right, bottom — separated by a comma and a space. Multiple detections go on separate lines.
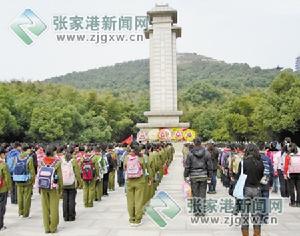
136, 111, 189, 128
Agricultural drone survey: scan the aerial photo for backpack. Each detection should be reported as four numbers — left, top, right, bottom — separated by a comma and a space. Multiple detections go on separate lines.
260, 154, 271, 185
220, 150, 230, 168
261, 155, 271, 176
289, 154, 300, 173
13, 156, 30, 183
6, 149, 20, 174
126, 155, 143, 179
61, 159, 75, 186
81, 156, 95, 182
116, 149, 125, 167
38, 161, 57, 189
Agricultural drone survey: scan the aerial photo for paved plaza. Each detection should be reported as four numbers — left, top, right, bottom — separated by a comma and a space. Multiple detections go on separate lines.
2, 144, 300, 236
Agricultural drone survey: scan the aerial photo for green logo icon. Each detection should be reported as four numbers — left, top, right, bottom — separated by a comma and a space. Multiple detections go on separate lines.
146, 191, 181, 228
11, 9, 47, 45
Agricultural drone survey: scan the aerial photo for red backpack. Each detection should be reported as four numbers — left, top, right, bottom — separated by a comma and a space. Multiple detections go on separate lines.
81, 155, 95, 182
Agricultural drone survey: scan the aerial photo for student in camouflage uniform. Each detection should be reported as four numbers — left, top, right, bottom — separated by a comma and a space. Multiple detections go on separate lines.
80, 150, 99, 208
0, 147, 12, 231
15, 145, 36, 218
125, 143, 150, 226
39, 145, 63, 234
108, 145, 117, 191
145, 144, 156, 202
94, 146, 105, 201
152, 144, 161, 192
158, 144, 165, 183
141, 145, 150, 206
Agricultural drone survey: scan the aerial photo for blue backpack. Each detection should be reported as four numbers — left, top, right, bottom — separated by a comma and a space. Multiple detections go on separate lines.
6, 149, 20, 174
13, 156, 30, 182
38, 162, 57, 189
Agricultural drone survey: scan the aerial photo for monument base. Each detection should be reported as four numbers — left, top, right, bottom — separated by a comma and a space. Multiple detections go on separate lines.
136, 122, 190, 129
136, 110, 190, 129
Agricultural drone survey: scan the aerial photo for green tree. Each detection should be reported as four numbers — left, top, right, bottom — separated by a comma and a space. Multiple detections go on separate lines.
80, 111, 112, 142
29, 105, 81, 142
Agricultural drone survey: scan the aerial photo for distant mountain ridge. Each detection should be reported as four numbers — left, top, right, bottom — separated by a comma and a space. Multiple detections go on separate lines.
45, 53, 281, 92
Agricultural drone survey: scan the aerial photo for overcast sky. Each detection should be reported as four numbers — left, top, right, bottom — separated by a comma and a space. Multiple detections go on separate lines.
1, 0, 300, 81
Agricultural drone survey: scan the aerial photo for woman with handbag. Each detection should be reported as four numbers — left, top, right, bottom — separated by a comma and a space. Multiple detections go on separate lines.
235, 144, 264, 236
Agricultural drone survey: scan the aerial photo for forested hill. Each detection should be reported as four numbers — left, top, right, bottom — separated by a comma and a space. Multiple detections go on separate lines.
1, 53, 298, 144
45, 53, 281, 92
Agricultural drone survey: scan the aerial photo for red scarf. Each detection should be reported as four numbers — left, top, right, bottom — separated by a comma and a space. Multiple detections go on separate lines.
43, 156, 56, 166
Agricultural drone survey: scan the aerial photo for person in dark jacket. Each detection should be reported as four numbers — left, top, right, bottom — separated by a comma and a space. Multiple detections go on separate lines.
236, 143, 264, 236
207, 143, 219, 194
184, 137, 212, 216
116, 144, 126, 187
258, 142, 274, 224
102, 144, 113, 196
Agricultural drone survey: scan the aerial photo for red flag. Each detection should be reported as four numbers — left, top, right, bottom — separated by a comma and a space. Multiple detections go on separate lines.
121, 135, 133, 145
163, 164, 168, 175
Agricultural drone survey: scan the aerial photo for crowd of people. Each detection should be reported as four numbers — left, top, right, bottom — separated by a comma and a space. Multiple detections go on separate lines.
1, 137, 299, 235
183, 137, 300, 236
0, 142, 175, 233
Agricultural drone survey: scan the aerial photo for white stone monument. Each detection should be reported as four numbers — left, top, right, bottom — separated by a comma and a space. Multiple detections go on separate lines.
137, 4, 190, 129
